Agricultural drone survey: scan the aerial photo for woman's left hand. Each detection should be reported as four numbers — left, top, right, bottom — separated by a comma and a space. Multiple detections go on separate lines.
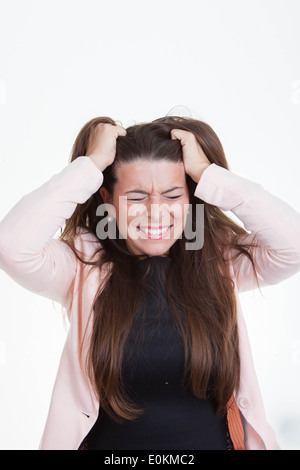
170, 129, 211, 183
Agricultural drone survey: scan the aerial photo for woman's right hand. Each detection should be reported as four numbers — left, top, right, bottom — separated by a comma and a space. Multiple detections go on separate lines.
86, 123, 127, 172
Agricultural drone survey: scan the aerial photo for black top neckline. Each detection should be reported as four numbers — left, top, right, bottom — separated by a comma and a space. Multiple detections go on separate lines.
137, 255, 172, 262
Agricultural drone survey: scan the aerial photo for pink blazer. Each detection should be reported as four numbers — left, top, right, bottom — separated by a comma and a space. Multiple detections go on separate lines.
0, 156, 300, 450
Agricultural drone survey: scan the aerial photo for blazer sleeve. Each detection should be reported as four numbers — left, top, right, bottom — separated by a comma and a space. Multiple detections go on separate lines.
0, 157, 104, 308
194, 164, 300, 292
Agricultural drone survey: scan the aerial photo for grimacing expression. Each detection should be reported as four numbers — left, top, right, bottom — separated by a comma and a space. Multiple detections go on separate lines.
100, 160, 190, 257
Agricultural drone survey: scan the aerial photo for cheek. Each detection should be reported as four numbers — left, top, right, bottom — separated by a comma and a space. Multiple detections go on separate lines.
115, 200, 147, 239
169, 202, 189, 236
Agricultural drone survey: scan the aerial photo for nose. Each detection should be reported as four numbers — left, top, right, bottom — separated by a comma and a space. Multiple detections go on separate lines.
146, 201, 171, 225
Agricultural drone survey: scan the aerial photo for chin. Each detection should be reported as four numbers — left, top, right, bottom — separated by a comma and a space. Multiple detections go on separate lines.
128, 239, 175, 258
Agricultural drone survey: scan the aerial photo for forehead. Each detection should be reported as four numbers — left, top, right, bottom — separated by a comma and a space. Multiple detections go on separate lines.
114, 160, 186, 192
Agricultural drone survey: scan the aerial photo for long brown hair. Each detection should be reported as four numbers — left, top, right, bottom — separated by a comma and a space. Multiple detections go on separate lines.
60, 115, 258, 421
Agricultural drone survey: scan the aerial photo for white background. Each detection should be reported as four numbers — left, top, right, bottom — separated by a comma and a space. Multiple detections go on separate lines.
0, 0, 300, 450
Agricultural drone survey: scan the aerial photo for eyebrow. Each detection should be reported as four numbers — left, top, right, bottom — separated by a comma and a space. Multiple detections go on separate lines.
125, 186, 184, 195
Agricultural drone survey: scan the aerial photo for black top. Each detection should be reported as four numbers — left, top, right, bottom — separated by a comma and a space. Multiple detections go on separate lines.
81, 256, 230, 450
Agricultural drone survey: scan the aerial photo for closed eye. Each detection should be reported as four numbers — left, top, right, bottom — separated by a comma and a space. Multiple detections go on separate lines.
127, 198, 146, 202
128, 195, 182, 202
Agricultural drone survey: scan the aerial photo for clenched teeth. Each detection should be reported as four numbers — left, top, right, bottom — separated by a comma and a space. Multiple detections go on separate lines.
138, 226, 171, 235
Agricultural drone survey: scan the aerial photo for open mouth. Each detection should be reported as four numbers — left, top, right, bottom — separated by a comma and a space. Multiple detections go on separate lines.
137, 225, 173, 240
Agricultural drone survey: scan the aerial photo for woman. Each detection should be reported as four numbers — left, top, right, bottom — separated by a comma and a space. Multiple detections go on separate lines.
0, 116, 299, 450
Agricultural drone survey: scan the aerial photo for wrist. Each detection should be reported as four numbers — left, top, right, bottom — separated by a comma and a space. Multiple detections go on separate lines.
188, 163, 211, 184
86, 155, 108, 173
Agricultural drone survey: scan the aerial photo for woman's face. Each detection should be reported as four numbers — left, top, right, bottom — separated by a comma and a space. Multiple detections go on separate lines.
100, 160, 190, 257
